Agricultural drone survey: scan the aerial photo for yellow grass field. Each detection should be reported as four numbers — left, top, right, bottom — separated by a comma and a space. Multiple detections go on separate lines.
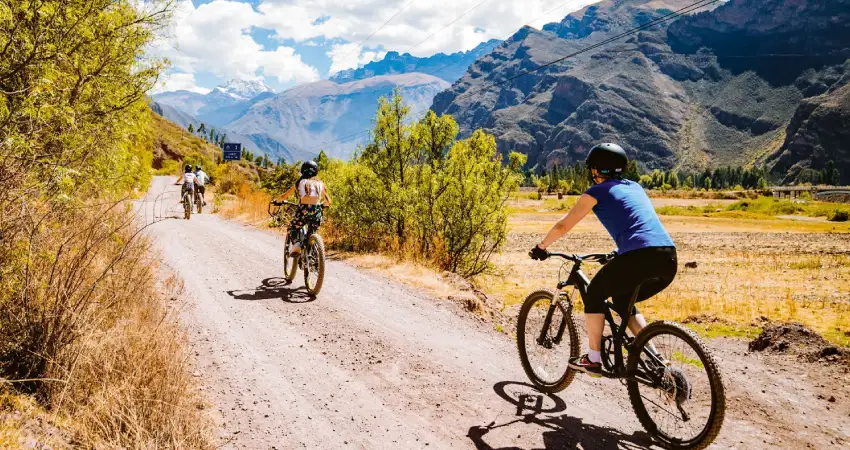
480, 196, 850, 346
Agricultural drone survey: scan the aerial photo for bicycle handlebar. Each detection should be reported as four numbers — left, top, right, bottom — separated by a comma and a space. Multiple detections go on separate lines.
548, 252, 615, 264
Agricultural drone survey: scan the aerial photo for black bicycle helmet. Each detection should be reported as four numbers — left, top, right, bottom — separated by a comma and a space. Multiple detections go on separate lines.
195, 164, 202, 171
184, 164, 192, 173
301, 160, 319, 178
585, 143, 628, 176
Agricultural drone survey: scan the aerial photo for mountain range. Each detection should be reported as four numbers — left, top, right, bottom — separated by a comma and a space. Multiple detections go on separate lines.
433, 0, 850, 183
150, 43, 497, 162
151, 0, 850, 183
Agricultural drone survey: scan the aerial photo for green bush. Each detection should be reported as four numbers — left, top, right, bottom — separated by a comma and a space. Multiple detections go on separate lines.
325, 91, 523, 276
828, 209, 850, 222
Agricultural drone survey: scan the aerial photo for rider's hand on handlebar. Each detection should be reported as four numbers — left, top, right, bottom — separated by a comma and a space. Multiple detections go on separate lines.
600, 250, 618, 264
529, 245, 550, 261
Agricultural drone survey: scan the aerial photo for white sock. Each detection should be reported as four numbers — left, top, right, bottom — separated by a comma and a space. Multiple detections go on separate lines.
588, 350, 601, 363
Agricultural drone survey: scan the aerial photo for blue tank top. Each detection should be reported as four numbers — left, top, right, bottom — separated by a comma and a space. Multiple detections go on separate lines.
585, 179, 674, 254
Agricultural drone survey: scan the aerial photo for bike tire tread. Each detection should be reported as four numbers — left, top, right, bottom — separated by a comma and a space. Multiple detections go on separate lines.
626, 320, 726, 450
516, 289, 579, 393
304, 234, 326, 296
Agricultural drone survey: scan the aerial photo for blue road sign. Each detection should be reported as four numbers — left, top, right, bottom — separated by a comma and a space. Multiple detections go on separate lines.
223, 143, 242, 161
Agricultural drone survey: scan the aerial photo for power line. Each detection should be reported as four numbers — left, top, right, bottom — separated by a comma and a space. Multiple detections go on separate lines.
404, 0, 495, 55
328, 0, 417, 78
421, 0, 586, 81
310, 1, 602, 151
306, 0, 722, 152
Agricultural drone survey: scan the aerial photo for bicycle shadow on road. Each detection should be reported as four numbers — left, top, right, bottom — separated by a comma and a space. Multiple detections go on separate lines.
469, 381, 653, 450
226, 277, 315, 303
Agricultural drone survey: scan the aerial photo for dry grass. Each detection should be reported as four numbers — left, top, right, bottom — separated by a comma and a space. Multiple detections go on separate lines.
0, 202, 213, 449
480, 198, 850, 346
218, 183, 274, 226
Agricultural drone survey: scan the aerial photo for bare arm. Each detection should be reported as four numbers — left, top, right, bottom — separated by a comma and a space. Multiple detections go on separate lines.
276, 185, 296, 203
322, 188, 332, 207
174, 174, 184, 185
538, 194, 597, 249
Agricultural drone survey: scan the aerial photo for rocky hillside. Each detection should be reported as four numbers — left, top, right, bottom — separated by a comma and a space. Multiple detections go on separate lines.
432, 0, 850, 183
330, 40, 500, 84
227, 73, 450, 160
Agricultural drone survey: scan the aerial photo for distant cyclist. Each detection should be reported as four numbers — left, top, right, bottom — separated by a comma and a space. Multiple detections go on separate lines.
194, 164, 209, 206
272, 160, 332, 255
529, 143, 677, 376
174, 164, 199, 199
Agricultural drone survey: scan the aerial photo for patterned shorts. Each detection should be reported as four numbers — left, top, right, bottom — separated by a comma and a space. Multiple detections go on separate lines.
288, 204, 323, 241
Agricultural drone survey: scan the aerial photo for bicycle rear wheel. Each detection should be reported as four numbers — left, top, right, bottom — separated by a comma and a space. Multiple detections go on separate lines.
196, 194, 203, 214
516, 290, 579, 393
303, 234, 325, 296
183, 195, 191, 220
627, 321, 726, 449
283, 234, 298, 282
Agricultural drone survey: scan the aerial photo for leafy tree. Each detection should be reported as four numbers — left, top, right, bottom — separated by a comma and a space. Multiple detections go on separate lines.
757, 177, 768, 189
314, 150, 330, 171
703, 177, 712, 191
188, 123, 195, 133
198, 123, 206, 135
325, 91, 522, 275
668, 171, 680, 189
358, 89, 416, 243
0, 0, 171, 405
822, 160, 839, 185
412, 110, 458, 165
624, 160, 640, 182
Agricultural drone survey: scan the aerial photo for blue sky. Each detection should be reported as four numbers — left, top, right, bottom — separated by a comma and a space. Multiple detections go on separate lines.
152, 0, 596, 94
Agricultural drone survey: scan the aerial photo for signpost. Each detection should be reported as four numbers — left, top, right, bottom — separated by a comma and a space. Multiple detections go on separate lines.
223, 143, 241, 161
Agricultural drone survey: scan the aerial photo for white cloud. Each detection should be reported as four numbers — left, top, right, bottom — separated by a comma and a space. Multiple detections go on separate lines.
259, 0, 598, 56
326, 43, 386, 75
150, 0, 319, 88
152, 72, 211, 94
148, 0, 598, 92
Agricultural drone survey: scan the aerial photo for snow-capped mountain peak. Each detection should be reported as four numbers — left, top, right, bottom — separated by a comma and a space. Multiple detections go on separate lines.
211, 79, 274, 100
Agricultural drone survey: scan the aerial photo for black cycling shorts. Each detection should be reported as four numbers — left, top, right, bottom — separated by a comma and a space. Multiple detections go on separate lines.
583, 246, 677, 317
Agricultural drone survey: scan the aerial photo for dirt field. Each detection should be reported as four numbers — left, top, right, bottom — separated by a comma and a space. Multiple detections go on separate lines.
480, 198, 850, 347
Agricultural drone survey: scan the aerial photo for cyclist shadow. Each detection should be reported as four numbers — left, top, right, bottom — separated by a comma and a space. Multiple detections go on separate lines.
469, 381, 653, 450
226, 277, 315, 304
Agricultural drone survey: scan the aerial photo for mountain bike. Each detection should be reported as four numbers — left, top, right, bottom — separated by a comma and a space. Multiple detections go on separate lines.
517, 252, 726, 449
269, 200, 326, 296
194, 188, 203, 214
178, 184, 193, 220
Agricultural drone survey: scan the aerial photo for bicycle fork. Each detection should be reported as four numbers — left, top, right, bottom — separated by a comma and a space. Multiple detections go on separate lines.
537, 296, 569, 349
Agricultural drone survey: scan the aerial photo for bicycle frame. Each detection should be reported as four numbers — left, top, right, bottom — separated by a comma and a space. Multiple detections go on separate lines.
548, 253, 667, 386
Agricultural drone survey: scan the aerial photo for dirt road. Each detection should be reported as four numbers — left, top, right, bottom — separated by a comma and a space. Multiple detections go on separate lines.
141, 177, 848, 449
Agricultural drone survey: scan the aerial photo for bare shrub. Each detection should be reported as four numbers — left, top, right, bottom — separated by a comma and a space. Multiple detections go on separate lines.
0, 202, 212, 448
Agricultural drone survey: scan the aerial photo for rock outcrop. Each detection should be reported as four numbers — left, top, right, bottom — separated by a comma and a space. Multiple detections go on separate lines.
432, 0, 850, 178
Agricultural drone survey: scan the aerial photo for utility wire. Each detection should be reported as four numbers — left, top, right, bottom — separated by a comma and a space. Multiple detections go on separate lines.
328, 0, 417, 78
421, 0, 587, 80
307, 0, 722, 151
404, 0, 495, 55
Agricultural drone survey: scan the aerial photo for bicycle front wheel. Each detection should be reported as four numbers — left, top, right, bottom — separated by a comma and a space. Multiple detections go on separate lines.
516, 289, 579, 393
627, 321, 726, 449
303, 234, 325, 296
283, 234, 298, 282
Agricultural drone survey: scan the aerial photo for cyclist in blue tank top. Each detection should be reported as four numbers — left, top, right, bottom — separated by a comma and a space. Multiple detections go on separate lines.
529, 143, 677, 376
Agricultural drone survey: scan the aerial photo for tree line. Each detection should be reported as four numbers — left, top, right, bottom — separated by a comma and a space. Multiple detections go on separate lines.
528, 161, 844, 193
